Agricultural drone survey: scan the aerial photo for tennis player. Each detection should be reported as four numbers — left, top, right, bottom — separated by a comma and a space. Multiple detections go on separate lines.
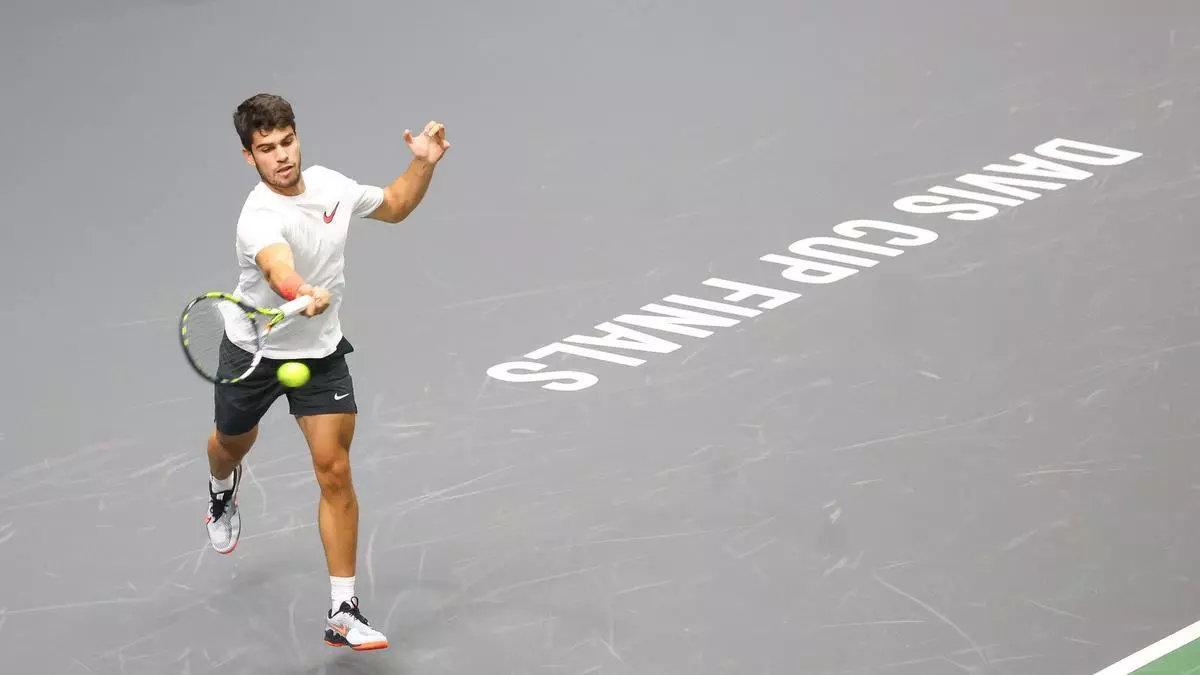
203, 93, 449, 651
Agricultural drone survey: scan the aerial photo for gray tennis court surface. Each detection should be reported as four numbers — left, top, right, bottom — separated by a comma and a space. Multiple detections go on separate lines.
4, 1, 1200, 673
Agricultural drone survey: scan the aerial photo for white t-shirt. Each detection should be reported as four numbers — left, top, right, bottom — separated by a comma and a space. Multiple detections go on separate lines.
228, 165, 385, 359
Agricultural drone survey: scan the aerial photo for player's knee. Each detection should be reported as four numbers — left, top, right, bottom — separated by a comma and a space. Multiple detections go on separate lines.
213, 426, 257, 457
314, 453, 352, 497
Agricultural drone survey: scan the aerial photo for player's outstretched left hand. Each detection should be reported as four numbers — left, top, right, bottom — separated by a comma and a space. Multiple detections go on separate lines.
404, 121, 450, 164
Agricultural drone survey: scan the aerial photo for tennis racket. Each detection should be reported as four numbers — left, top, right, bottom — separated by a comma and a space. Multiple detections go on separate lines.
179, 292, 312, 384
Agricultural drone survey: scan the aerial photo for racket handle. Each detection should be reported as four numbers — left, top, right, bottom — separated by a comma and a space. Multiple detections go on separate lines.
280, 295, 314, 317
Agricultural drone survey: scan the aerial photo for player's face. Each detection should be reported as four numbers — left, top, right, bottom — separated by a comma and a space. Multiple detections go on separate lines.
243, 126, 302, 192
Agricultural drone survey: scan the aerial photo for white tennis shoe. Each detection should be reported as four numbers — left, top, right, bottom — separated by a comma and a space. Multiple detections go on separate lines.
204, 464, 241, 554
325, 597, 388, 651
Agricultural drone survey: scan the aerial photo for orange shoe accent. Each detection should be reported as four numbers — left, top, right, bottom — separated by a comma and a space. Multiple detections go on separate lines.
351, 640, 388, 651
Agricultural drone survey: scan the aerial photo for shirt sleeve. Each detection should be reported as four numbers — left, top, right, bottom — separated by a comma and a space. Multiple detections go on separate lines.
317, 165, 385, 218
237, 208, 287, 263
350, 181, 385, 218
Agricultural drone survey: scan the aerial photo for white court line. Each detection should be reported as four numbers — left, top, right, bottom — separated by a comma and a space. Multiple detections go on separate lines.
1095, 618, 1200, 674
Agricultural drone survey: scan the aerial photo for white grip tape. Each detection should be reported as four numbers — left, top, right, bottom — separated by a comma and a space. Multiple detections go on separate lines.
280, 295, 313, 318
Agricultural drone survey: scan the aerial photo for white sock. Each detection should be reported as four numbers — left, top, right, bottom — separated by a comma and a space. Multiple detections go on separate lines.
210, 473, 234, 493
331, 576, 355, 614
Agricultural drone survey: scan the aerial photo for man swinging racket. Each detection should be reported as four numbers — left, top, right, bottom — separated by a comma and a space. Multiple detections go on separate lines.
203, 93, 449, 651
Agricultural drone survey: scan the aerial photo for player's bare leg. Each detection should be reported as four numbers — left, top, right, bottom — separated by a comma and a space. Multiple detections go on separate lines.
209, 426, 257, 479
205, 426, 256, 554
298, 413, 358, 576
297, 412, 387, 650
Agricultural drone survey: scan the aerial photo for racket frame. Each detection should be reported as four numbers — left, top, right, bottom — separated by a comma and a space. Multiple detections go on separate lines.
179, 292, 313, 385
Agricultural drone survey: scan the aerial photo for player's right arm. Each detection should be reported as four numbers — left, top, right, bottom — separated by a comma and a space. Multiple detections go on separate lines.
254, 243, 330, 317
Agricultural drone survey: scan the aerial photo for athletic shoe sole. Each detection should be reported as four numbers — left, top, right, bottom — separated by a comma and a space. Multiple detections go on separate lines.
324, 629, 388, 651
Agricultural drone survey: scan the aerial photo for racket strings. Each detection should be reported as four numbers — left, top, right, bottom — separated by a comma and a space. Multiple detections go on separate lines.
182, 298, 260, 382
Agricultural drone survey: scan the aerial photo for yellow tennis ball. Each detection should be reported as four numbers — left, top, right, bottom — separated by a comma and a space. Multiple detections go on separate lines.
277, 361, 310, 388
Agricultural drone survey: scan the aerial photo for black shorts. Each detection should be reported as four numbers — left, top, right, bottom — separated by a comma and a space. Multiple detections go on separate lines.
214, 335, 357, 436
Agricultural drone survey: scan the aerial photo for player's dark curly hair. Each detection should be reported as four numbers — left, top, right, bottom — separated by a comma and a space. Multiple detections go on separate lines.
233, 93, 296, 150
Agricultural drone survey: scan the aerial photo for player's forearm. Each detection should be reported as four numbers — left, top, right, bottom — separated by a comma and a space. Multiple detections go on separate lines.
255, 246, 305, 301
266, 266, 305, 301
381, 158, 437, 223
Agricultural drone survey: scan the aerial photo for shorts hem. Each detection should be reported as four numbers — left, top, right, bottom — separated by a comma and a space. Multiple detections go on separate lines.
214, 418, 259, 436
288, 402, 358, 417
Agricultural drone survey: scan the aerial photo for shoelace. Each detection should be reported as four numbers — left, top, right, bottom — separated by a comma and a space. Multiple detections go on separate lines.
209, 488, 232, 522
337, 598, 371, 626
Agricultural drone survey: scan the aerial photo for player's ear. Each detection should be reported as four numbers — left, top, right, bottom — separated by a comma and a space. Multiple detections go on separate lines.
242, 147, 255, 167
